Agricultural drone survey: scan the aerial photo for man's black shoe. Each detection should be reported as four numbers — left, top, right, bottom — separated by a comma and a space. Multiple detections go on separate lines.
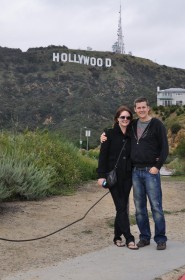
157, 242, 166, 250
137, 239, 150, 248
137, 239, 150, 247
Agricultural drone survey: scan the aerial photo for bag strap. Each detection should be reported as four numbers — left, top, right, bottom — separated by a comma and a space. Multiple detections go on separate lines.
114, 139, 127, 169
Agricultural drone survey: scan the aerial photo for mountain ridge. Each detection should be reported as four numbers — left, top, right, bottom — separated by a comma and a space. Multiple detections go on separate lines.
0, 45, 185, 147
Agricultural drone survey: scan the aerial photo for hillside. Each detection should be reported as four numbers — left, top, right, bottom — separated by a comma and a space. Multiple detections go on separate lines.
0, 45, 185, 147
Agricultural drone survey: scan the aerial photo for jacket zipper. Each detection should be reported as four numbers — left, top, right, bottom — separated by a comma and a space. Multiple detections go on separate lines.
132, 121, 152, 144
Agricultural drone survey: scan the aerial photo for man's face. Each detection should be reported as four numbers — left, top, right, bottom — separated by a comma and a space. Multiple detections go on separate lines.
134, 101, 150, 120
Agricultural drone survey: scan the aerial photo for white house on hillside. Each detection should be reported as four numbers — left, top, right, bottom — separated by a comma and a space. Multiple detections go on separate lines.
157, 87, 185, 106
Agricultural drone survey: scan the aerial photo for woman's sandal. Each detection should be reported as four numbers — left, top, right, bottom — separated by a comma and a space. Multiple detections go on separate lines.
114, 239, 125, 247
127, 241, 139, 250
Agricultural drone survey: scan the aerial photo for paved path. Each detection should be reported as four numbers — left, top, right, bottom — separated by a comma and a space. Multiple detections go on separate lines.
3, 240, 185, 280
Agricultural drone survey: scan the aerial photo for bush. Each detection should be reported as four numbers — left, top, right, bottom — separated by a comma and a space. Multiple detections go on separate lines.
169, 106, 176, 113
87, 149, 100, 160
173, 138, 185, 158
158, 105, 165, 112
176, 109, 183, 116
0, 131, 98, 200
170, 123, 182, 134
167, 157, 185, 175
0, 155, 55, 200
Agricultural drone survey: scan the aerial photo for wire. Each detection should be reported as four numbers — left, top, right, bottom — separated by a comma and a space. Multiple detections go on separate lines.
0, 190, 110, 243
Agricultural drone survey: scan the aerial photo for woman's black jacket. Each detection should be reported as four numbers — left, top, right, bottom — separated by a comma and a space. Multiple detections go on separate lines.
97, 124, 132, 180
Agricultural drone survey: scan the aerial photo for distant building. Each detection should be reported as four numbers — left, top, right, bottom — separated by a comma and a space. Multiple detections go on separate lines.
157, 87, 185, 106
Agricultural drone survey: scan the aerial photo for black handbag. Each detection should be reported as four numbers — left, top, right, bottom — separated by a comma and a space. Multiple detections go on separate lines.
106, 139, 127, 188
106, 168, 117, 188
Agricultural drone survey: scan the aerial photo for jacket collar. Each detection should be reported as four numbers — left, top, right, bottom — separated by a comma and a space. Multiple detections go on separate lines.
113, 123, 129, 138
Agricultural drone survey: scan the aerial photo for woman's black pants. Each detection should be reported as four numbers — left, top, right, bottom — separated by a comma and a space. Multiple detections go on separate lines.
110, 177, 135, 245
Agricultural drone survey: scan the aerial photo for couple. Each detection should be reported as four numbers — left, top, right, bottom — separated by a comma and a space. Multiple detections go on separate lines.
97, 97, 169, 250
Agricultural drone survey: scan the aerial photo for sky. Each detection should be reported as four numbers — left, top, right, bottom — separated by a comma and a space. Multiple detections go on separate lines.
1, 0, 185, 69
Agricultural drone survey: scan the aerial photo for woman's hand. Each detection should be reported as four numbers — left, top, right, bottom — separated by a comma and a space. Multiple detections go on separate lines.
100, 132, 107, 143
98, 178, 106, 187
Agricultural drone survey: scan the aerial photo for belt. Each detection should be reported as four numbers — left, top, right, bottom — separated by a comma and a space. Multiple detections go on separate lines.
133, 167, 151, 171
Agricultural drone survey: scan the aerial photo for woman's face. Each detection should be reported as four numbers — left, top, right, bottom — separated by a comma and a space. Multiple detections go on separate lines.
117, 110, 131, 128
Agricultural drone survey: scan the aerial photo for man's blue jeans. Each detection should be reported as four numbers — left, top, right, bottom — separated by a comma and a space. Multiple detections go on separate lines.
132, 167, 167, 244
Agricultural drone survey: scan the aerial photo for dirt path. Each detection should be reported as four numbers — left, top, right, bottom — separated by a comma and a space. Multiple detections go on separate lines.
0, 178, 185, 280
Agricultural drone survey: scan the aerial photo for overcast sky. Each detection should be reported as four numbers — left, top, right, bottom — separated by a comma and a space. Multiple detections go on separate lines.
1, 0, 185, 69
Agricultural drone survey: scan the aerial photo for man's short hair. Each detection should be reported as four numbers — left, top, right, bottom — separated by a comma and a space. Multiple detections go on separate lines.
134, 97, 150, 107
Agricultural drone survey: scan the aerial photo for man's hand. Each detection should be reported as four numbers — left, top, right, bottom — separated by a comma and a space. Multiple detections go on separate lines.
149, 167, 159, 174
100, 132, 107, 143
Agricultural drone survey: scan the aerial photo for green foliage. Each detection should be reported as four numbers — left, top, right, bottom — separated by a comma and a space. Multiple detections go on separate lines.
152, 105, 158, 113
157, 105, 185, 121
167, 135, 185, 176
0, 155, 54, 200
86, 149, 100, 160
167, 157, 185, 175
0, 131, 97, 201
176, 108, 184, 116
173, 138, 185, 159
170, 123, 182, 134
155, 106, 185, 132
158, 105, 165, 112
169, 106, 177, 113
165, 154, 176, 164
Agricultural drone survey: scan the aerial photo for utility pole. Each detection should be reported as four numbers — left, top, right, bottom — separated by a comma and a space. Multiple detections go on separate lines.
112, 4, 125, 54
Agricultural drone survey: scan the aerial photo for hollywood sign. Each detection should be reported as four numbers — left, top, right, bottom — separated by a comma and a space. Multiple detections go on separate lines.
53, 52, 112, 68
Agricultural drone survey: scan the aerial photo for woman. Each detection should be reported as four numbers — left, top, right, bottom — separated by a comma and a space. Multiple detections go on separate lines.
97, 105, 138, 249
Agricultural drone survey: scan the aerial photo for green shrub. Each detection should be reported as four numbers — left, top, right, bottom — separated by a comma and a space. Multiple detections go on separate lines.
165, 154, 176, 164
75, 155, 97, 181
87, 149, 100, 160
0, 155, 55, 201
0, 131, 97, 200
170, 123, 182, 134
152, 105, 158, 111
173, 138, 185, 158
167, 157, 185, 175
158, 105, 165, 112
176, 109, 183, 116
169, 106, 176, 113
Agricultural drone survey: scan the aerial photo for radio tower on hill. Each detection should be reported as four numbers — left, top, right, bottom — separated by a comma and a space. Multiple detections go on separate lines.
112, 5, 125, 54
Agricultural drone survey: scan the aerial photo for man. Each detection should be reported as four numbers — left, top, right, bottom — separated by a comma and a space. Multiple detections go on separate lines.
131, 97, 168, 250
101, 97, 169, 250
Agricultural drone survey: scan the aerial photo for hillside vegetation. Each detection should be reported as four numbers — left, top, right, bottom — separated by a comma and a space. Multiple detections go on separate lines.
151, 106, 185, 175
0, 131, 97, 201
0, 45, 185, 147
